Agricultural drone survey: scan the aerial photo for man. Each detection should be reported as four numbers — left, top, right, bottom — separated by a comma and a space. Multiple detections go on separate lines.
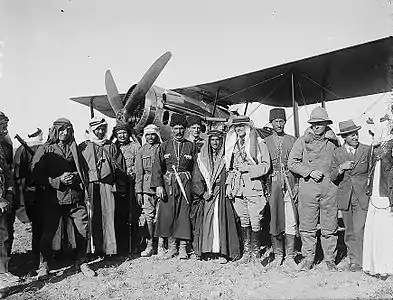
330, 119, 370, 272
264, 108, 297, 268
14, 128, 44, 268
135, 124, 161, 257
31, 118, 95, 278
0, 113, 15, 258
187, 115, 204, 153
191, 128, 241, 262
151, 113, 195, 260
0, 111, 19, 285
225, 115, 270, 263
80, 117, 125, 257
113, 123, 141, 254
288, 107, 339, 271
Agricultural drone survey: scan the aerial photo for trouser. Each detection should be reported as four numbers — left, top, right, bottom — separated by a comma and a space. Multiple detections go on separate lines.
24, 191, 43, 259
41, 202, 88, 264
298, 179, 338, 262
114, 194, 130, 254
233, 195, 266, 231
0, 214, 8, 273
5, 208, 15, 256
284, 191, 297, 236
341, 196, 367, 267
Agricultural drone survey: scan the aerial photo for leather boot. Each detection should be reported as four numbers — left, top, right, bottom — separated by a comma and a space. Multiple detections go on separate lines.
178, 240, 188, 260
282, 234, 297, 270
270, 234, 283, 267
237, 227, 251, 264
141, 221, 154, 257
251, 230, 261, 259
162, 237, 177, 260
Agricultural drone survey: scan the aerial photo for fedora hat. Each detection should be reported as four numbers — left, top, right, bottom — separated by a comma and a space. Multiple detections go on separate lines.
307, 107, 333, 125
337, 119, 361, 136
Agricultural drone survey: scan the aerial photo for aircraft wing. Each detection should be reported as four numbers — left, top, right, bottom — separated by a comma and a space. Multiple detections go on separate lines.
173, 36, 393, 107
70, 94, 125, 118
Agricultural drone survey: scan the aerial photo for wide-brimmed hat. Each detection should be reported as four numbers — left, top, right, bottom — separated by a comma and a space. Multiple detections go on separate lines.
337, 119, 361, 136
228, 115, 251, 127
307, 107, 333, 124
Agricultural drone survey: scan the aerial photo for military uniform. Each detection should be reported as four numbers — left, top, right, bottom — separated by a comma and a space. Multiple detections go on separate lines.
288, 107, 338, 270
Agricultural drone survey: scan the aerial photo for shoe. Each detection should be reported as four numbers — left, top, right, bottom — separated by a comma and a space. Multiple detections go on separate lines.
161, 237, 177, 260
326, 260, 338, 271
298, 259, 313, 271
140, 240, 154, 257
37, 262, 49, 280
349, 264, 362, 272
0, 272, 20, 285
79, 263, 96, 277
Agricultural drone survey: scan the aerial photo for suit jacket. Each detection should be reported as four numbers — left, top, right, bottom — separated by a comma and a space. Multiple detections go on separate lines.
330, 143, 371, 210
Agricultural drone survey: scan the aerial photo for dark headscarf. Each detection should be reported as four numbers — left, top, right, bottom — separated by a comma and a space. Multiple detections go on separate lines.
47, 118, 74, 144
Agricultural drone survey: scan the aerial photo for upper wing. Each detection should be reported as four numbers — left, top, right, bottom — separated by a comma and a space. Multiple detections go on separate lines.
70, 94, 125, 118
173, 36, 393, 107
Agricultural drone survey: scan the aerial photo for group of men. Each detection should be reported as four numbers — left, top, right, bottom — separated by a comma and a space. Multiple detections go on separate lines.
0, 104, 372, 285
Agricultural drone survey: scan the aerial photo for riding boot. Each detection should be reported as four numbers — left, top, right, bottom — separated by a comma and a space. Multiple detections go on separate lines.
251, 230, 261, 259
162, 237, 177, 260
237, 227, 251, 264
282, 234, 297, 270
270, 234, 283, 267
141, 221, 154, 257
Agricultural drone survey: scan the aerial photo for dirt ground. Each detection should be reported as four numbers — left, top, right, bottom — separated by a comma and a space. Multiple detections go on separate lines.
2, 219, 393, 300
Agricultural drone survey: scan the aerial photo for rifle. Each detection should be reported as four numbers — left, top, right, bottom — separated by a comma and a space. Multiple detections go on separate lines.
14, 134, 35, 156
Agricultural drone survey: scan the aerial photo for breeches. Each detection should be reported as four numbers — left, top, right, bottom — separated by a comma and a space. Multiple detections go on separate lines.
142, 194, 157, 224
298, 179, 338, 261
233, 195, 266, 231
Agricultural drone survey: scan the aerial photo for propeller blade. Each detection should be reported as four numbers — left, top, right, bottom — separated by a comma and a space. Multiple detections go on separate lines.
105, 70, 123, 114
124, 51, 172, 114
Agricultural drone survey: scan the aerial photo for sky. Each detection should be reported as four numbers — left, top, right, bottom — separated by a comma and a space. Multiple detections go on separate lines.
1, 0, 392, 145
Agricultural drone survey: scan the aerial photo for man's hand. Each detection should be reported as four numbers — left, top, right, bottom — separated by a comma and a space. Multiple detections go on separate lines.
60, 172, 77, 186
310, 170, 324, 182
156, 186, 165, 200
0, 199, 9, 214
137, 194, 144, 206
339, 161, 354, 172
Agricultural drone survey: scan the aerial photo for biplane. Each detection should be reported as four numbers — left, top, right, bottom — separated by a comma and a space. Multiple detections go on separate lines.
70, 36, 393, 140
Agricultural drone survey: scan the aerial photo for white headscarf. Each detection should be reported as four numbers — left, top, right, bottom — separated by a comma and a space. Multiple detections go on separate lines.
142, 124, 162, 145
88, 117, 108, 146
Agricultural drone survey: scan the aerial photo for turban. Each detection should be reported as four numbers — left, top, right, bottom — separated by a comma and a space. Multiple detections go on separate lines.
89, 117, 107, 131
170, 113, 187, 127
269, 108, 286, 122
187, 115, 202, 127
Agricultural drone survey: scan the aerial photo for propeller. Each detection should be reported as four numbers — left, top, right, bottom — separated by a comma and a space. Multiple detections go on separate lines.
105, 70, 123, 115
123, 51, 172, 120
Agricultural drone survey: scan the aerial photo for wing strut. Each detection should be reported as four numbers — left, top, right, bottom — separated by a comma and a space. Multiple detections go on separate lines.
89, 97, 95, 118
291, 73, 300, 138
